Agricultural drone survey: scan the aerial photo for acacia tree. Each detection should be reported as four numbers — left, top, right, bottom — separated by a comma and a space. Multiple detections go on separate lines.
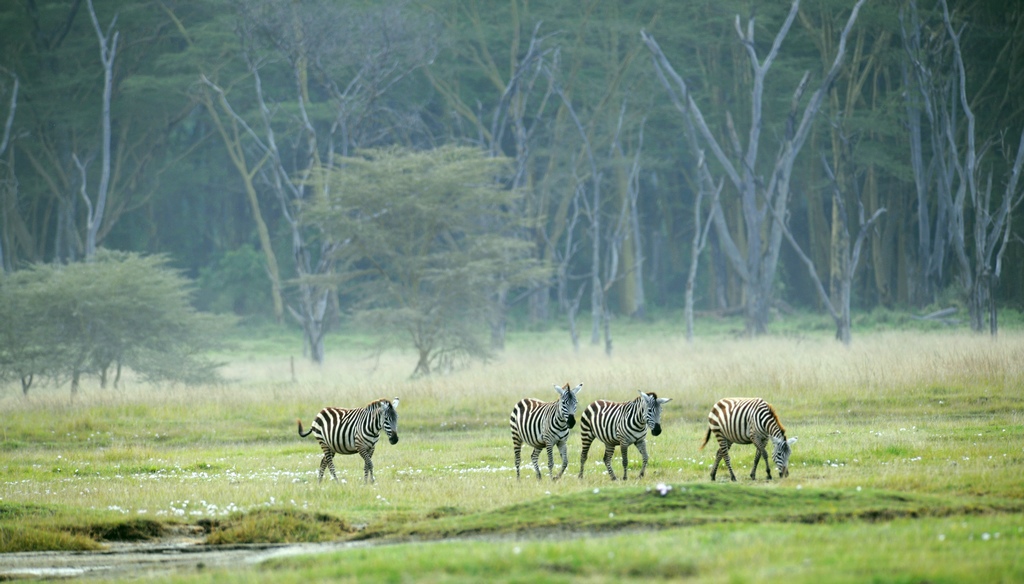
642, 0, 866, 336
0, 250, 230, 395
303, 146, 549, 377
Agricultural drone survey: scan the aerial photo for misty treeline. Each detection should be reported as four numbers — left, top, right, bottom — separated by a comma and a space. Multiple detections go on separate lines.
1, 0, 1023, 366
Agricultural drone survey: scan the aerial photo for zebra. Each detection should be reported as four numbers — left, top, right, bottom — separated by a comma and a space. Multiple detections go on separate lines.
700, 397, 795, 481
578, 391, 672, 480
510, 382, 583, 480
297, 397, 400, 483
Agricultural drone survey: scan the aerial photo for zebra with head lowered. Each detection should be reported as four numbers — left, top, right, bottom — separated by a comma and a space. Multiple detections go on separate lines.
298, 397, 400, 483
510, 382, 583, 480
700, 397, 795, 481
578, 391, 672, 480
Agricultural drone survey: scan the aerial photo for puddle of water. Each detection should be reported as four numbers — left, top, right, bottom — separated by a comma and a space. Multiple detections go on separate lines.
0, 539, 367, 581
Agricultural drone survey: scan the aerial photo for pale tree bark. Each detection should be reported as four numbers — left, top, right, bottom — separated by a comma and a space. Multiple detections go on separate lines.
772, 154, 885, 345
78, 0, 118, 260
199, 1, 431, 363
553, 83, 604, 349
939, 0, 1024, 335
197, 83, 286, 323
555, 181, 586, 352
642, 0, 866, 336
201, 57, 336, 364
685, 152, 722, 343
165, 4, 286, 323
0, 70, 17, 273
900, 1, 951, 306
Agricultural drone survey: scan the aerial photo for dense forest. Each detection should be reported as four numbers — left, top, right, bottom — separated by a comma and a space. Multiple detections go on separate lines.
1, 0, 1022, 359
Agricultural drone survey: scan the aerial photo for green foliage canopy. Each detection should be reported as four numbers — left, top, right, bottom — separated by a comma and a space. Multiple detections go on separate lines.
303, 146, 550, 375
0, 250, 232, 393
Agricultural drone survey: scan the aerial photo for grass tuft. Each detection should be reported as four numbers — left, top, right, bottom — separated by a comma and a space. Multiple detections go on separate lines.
204, 509, 353, 544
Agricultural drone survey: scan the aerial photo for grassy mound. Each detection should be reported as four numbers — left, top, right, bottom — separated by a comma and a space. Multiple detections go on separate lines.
203, 508, 354, 544
0, 502, 164, 552
379, 483, 1020, 540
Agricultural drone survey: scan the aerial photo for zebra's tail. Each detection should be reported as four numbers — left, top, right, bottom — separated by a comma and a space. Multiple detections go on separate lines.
297, 419, 314, 438
699, 427, 712, 450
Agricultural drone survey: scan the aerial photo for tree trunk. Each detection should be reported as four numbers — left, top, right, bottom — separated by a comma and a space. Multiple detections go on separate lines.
82, 0, 117, 260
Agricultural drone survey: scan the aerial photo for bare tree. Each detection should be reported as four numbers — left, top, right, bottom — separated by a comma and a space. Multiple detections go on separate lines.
684, 152, 722, 342
554, 179, 586, 352
938, 0, 1024, 335
201, 0, 434, 363
642, 0, 866, 336
900, 1, 952, 306
75, 0, 118, 260
427, 22, 558, 348
771, 153, 884, 345
0, 69, 17, 273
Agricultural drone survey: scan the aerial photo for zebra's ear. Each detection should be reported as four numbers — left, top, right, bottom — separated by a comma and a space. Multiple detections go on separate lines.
554, 384, 566, 395
572, 383, 583, 395
392, 398, 400, 410
658, 397, 672, 404
787, 436, 796, 445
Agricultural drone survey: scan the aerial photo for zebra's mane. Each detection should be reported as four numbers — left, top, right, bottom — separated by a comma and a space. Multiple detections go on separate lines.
767, 402, 786, 434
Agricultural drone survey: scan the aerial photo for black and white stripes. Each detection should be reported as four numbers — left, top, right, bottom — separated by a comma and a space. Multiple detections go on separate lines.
298, 397, 400, 483
509, 382, 583, 480
578, 391, 672, 480
700, 397, 794, 481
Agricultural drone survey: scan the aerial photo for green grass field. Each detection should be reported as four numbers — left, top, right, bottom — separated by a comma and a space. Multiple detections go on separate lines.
2, 322, 1023, 582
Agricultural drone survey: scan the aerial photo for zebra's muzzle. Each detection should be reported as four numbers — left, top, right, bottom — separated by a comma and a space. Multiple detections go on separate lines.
566, 414, 576, 429
651, 424, 662, 437
389, 435, 399, 445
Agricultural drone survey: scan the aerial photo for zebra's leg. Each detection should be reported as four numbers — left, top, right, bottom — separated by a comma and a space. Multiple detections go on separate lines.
327, 456, 339, 482
578, 435, 593, 479
713, 436, 736, 482
514, 442, 523, 480
721, 447, 737, 482
556, 440, 569, 480
361, 449, 375, 483
317, 453, 331, 483
753, 439, 771, 480
750, 443, 763, 480
530, 447, 543, 480
620, 444, 630, 480
545, 444, 556, 479
636, 439, 650, 479
602, 443, 618, 480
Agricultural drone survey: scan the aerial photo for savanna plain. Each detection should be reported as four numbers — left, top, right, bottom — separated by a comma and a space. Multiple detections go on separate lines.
2, 319, 1023, 583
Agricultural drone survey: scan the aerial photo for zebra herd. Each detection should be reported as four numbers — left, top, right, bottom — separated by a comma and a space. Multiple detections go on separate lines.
296, 385, 794, 484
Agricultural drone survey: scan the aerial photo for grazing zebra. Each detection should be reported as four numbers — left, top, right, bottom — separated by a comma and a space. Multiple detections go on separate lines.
297, 397, 400, 483
510, 382, 583, 480
700, 397, 795, 481
578, 391, 672, 480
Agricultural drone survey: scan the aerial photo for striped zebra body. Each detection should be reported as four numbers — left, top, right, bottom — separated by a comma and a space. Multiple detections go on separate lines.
510, 382, 583, 480
579, 391, 671, 480
298, 397, 400, 483
700, 397, 794, 481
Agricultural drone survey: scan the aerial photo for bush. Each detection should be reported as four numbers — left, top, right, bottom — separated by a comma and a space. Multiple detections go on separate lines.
0, 250, 234, 394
